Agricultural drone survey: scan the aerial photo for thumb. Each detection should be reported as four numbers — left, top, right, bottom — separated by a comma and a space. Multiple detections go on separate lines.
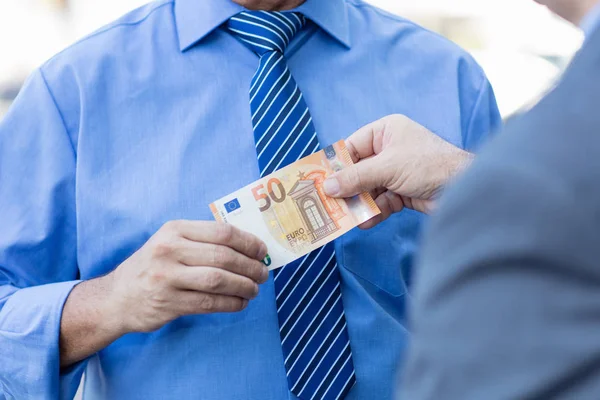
323, 156, 385, 198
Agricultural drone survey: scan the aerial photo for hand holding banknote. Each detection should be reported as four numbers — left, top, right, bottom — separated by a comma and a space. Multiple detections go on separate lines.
60, 220, 269, 367
107, 221, 269, 332
210, 140, 381, 270
323, 115, 474, 226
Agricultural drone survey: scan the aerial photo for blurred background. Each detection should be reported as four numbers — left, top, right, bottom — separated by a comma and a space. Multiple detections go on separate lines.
0, 0, 583, 119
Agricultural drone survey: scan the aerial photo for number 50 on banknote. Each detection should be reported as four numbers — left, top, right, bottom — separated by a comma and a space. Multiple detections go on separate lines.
210, 140, 381, 270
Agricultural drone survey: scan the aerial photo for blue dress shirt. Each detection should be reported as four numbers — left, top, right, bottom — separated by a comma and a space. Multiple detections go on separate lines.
0, 0, 501, 399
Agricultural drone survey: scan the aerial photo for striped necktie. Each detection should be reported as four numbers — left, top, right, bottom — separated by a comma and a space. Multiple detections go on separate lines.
226, 11, 356, 400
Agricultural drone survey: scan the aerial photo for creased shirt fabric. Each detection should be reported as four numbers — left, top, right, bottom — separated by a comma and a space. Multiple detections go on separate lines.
0, 0, 501, 398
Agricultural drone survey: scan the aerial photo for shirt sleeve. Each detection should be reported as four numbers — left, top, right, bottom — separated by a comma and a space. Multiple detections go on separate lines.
0, 69, 85, 399
463, 71, 502, 152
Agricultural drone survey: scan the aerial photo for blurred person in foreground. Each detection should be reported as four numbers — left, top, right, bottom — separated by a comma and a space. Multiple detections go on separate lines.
324, 0, 600, 398
0, 0, 501, 399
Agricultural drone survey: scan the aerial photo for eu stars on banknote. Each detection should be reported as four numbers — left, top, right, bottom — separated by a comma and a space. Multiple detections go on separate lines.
210, 140, 381, 270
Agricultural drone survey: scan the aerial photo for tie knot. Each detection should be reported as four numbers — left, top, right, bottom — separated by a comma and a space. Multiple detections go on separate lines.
227, 11, 306, 55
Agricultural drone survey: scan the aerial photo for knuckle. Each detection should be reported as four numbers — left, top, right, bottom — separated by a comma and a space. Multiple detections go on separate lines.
240, 236, 254, 254
162, 220, 182, 233
237, 278, 255, 295
347, 166, 363, 191
347, 141, 361, 164
382, 114, 403, 133
151, 234, 183, 259
152, 234, 184, 258
197, 295, 216, 312
215, 223, 235, 243
152, 242, 174, 258
148, 267, 169, 286
204, 270, 225, 291
211, 245, 230, 265
246, 262, 260, 280
388, 113, 406, 123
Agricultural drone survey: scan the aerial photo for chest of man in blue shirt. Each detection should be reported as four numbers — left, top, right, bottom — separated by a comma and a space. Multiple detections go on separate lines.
0, 0, 501, 399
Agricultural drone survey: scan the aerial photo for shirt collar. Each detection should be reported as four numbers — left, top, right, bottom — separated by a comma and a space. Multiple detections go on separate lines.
174, 0, 351, 51
580, 2, 600, 38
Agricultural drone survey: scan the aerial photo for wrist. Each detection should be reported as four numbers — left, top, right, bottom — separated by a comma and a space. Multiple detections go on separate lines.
426, 148, 473, 200
455, 149, 474, 173
59, 273, 129, 367
443, 148, 473, 182
95, 272, 130, 337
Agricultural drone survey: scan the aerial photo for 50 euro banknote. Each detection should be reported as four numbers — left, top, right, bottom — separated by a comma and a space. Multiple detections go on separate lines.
209, 140, 381, 270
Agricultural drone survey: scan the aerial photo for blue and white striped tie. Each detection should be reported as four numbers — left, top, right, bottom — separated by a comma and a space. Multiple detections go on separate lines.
227, 11, 356, 400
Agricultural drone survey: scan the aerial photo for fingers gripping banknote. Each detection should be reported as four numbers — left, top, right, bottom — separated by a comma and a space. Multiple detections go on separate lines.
210, 140, 381, 270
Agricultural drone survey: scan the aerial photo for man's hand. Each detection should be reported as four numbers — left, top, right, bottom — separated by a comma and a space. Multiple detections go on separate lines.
323, 115, 473, 228
108, 220, 269, 333
60, 220, 268, 367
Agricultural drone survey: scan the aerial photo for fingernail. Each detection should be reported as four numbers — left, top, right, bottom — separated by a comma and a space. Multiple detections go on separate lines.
323, 178, 340, 196
242, 299, 249, 308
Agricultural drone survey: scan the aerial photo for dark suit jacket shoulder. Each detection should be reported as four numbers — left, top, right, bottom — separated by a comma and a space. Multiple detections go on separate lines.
400, 29, 600, 400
